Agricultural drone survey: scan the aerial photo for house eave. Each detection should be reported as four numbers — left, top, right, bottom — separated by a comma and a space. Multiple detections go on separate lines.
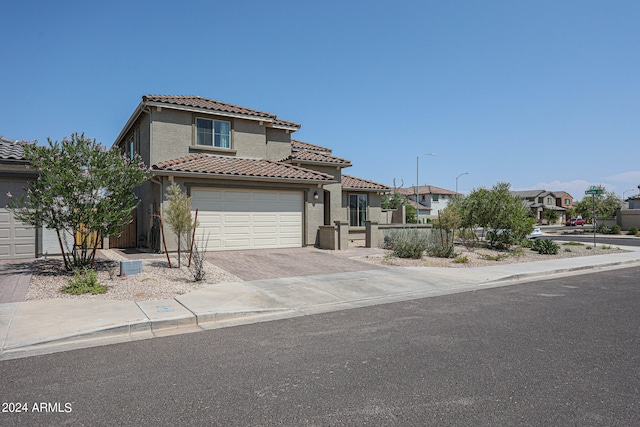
151, 170, 332, 185
144, 101, 300, 131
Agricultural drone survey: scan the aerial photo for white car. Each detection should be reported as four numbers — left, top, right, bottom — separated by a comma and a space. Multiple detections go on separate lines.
526, 227, 542, 239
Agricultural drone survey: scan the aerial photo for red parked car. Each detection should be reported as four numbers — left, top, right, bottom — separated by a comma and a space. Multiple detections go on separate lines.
565, 218, 585, 226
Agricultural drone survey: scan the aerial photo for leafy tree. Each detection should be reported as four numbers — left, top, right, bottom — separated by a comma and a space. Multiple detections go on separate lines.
544, 209, 560, 224
164, 183, 196, 268
449, 182, 534, 248
381, 192, 406, 209
405, 203, 417, 223
7, 133, 151, 270
573, 187, 622, 220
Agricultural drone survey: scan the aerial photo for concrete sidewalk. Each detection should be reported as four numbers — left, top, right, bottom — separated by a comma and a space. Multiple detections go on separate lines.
2, 246, 640, 360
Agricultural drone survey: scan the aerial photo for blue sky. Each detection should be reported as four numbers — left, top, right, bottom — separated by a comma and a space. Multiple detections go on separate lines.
2, 0, 639, 200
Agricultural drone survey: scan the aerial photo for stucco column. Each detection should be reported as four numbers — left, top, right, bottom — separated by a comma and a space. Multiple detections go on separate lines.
334, 221, 349, 250
365, 220, 380, 248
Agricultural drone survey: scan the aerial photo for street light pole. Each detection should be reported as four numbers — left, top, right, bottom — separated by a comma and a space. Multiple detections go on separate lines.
416, 152, 435, 224
456, 172, 469, 193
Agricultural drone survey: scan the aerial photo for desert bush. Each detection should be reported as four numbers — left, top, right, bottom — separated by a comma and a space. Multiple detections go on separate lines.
598, 225, 612, 234
627, 226, 638, 235
457, 228, 478, 250
531, 239, 559, 255
611, 224, 621, 234
478, 252, 508, 261
520, 239, 533, 248
383, 229, 430, 259
453, 256, 469, 263
61, 268, 107, 295
426, 229, 456, 258
188, 241, 207, 282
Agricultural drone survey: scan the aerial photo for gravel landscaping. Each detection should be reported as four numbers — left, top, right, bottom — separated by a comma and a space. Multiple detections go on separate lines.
24, 241, 627, 302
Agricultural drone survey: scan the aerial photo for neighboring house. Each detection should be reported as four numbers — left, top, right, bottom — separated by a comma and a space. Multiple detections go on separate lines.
511, 190, 573, 224
397, 185, 458, 222
618, 188, 640, 230
113, 95, 389, 252
0, 136, 36, 259
0, 136, 74, 258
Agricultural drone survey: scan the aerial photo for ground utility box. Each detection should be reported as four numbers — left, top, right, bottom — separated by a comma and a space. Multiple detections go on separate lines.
120, 259, 143, 276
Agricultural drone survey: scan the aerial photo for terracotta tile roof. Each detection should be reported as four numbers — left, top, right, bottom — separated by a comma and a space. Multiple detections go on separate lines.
0, 137, 25, 160
406, 199, 432, 211
285, 150, 351, 166
398, 185, 458, 196
341, 174, 390, 191
291, 139, 332, 153
143, 95, 300, 129
152, 153, 334, 182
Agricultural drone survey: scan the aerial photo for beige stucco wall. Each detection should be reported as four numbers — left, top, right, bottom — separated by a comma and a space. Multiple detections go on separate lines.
150, 109, 193, 165
266, 128, 292, 160
143, 108, 293, 164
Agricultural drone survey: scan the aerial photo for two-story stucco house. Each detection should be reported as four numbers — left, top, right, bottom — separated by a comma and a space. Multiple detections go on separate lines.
397, 185, 459, 222
511, 190, 573, 224
113, 95, 389, 252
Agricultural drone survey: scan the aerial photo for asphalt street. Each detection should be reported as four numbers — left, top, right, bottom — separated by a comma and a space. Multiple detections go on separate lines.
1, 267, 639, 426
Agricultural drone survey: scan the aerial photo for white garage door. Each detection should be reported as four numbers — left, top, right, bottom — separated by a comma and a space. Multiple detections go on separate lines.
191, 188, 303, 251
0, 179, 35, 259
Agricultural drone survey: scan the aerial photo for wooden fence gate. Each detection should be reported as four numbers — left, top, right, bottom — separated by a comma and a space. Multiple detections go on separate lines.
110, 211, 137, 249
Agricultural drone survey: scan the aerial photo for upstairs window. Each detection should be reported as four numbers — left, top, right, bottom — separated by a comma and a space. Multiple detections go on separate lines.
547, 197, 553, 204
432, 195, 439, 202
565, 198, 570, 205
196, 118, 231, 148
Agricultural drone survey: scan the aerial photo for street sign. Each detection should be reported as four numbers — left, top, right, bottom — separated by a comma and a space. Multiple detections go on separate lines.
585, 189, 603, 195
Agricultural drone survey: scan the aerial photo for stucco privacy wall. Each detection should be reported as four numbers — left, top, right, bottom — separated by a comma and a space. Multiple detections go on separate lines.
266, 128, 292, 161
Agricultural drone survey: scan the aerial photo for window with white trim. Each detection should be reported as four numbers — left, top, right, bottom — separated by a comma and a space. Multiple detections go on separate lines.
196, 118, 231, 148
349, 194, 367, 227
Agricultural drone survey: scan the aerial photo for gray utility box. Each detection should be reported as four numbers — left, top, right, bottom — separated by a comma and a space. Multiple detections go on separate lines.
120, 259, 143, 276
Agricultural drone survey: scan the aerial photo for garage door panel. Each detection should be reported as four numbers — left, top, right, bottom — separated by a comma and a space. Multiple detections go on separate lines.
15, 228, 35, 238
191, 188, 302, 251
15, 244, 35, 255
0, 205, 34, 259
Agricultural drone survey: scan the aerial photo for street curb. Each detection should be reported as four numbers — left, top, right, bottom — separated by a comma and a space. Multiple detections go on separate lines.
481, 258, 640, 285
2, 255, 640, 360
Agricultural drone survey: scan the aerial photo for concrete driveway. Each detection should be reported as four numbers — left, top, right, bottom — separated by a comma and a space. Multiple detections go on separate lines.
0, 260, 33, 303
205, 246, 387, 281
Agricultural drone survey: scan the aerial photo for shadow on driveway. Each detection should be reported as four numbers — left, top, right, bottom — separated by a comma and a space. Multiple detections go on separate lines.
0, 259, 34, 303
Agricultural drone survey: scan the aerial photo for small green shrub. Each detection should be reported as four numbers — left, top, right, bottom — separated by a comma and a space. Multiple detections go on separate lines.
531, 238, 559, 255
636, 231, 640, 237
510, 247, 526, 257
383, 229, 430, 259
426, 230, 456, 258
628, 226, 638, 235
61, 268, 107, 295
562, 241, 584, 246
478, 252, 508, 261
520, 239, 533, 248
598, 225, 611, 234
564, 248, 572, 252
611, 224, 621, 234
457, 228, 478, 250
601, 244, 612, 250
453, 255, 469, 263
